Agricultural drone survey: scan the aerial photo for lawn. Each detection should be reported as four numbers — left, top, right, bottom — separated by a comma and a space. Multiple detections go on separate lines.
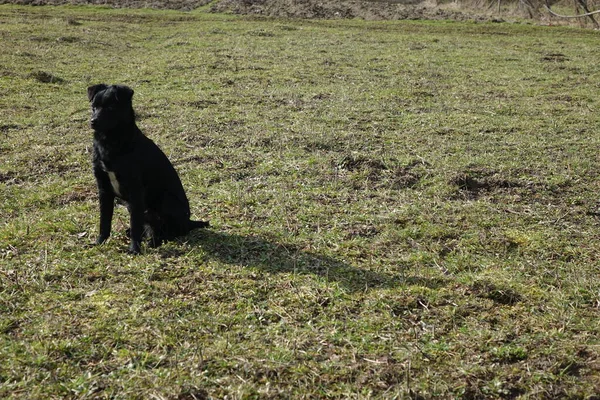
1, 4, 599, 398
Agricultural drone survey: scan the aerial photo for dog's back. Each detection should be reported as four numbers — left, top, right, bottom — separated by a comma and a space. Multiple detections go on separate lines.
133, 134, 193, 232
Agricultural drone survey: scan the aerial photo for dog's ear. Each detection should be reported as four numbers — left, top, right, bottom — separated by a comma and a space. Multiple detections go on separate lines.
87, 84, 108, 102
114, 85, 134, 103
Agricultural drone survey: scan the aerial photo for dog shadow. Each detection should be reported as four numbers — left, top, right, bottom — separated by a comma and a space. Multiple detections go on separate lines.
178, 229, 402, 292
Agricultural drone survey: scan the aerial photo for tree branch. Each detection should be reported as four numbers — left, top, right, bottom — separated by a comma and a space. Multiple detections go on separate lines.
544, 0, 600, 18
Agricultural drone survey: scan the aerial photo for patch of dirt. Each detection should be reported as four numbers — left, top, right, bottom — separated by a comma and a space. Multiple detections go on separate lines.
337, 154, 390, 190
176, 386, 209, 400
468, 280, 523, 305
450, 167, 524, 200
0, 124, 22, 133
0, 171, 23, 185
541, 52, 570, 62
338, 154, 387, 172
53, 187, 96, 205
212, 0, 484, 21
337, 155, 431, 190
0, 0, 498, 22
0, 0, 213, 11
343, 223, 380, 239
0, 0, 594, 25
392, 159, 430, 189
29, 71, 65, 84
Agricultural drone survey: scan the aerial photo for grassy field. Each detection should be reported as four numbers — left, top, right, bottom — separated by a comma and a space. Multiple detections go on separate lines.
1, 4, 600, 398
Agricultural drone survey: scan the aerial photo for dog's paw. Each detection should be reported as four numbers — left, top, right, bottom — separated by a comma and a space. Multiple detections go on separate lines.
95, 235, 109, 245
148, 236, 164, 248
190, 220, 210, 229
128, 242, 142, 255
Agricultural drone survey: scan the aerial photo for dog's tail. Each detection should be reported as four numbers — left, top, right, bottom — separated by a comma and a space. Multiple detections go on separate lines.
189, 219, 210, 231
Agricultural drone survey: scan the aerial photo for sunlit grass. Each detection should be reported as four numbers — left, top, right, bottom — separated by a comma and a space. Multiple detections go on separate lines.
1, 4, 600, 398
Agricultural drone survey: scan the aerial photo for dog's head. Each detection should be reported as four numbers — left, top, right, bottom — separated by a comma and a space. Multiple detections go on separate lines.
87, 84, 135, 132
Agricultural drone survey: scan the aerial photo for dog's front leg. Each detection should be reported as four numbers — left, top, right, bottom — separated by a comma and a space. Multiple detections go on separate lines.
95, 171, 115, 245
97, 190, 115, 244
127, 191, 145, 255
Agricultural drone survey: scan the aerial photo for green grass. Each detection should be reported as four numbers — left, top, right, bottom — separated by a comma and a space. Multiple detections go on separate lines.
1, 4, 600, 398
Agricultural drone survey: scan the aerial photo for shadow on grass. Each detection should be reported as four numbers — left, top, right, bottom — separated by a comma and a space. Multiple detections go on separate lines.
182, 229, 401, 291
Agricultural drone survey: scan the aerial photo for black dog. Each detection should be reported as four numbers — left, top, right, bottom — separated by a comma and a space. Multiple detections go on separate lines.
87, 84, 208, 254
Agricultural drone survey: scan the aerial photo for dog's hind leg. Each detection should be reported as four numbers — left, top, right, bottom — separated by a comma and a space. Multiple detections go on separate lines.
145, 225, 164, 248
127, 192, 145, 254
142, 210, 166, 248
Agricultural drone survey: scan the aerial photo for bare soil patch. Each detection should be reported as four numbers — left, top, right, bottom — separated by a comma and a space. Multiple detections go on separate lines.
0, 0, 492, 21
0, 0, 212, 11
211, 0, 484, 21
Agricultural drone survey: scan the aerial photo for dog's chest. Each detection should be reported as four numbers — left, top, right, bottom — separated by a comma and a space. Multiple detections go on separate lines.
100, 160, 123, 197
